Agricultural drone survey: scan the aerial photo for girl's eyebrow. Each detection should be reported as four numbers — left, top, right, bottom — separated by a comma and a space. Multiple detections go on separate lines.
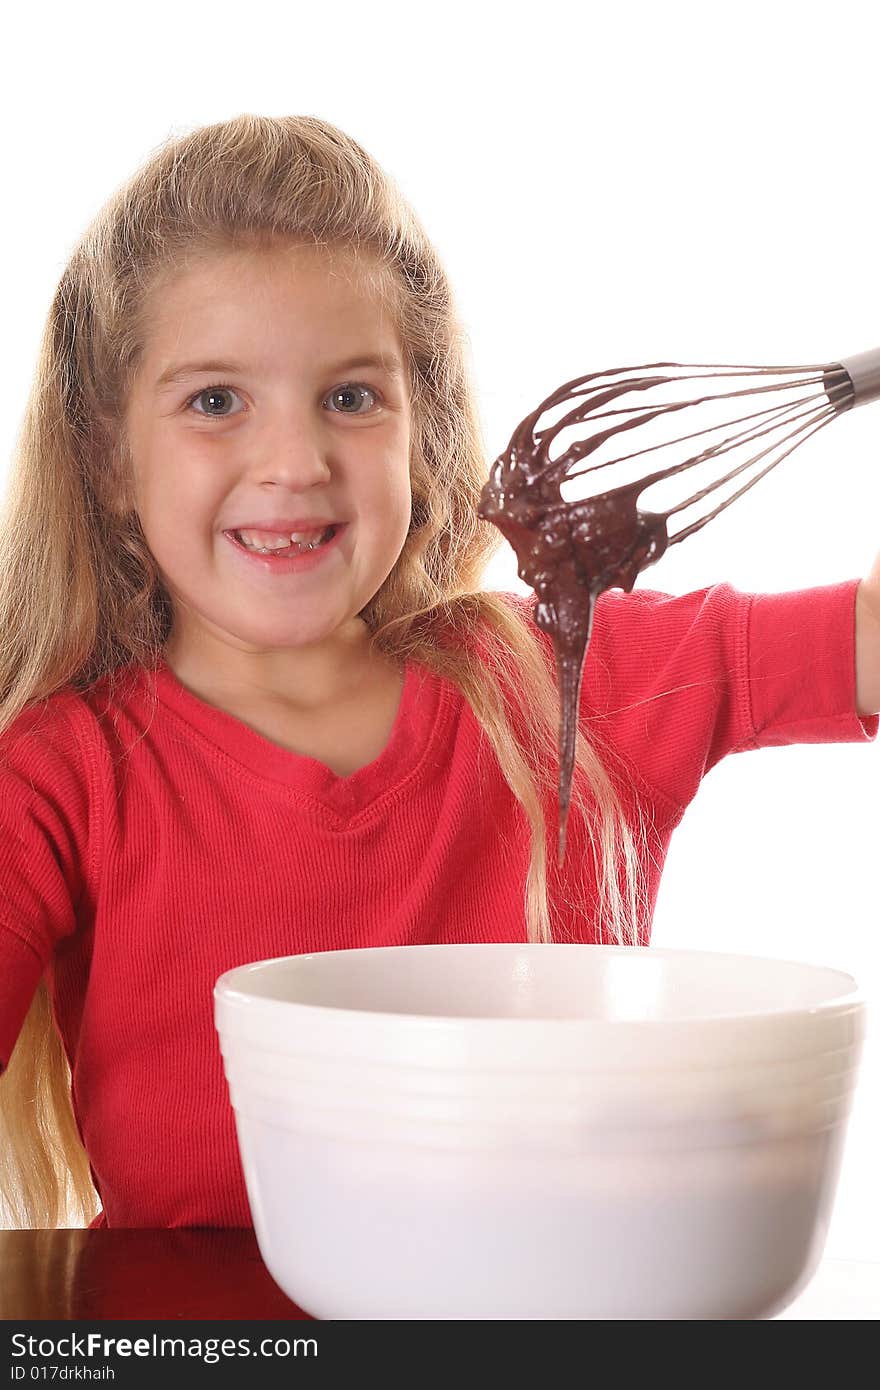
154, 353, 404, 390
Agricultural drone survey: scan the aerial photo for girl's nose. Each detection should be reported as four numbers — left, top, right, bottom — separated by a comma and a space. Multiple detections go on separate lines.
251, 419, 333, 489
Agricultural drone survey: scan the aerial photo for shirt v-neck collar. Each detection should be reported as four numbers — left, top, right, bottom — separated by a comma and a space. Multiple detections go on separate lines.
145, 656, 447, 821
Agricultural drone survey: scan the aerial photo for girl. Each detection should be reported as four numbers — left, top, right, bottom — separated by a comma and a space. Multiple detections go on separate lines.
1, 114, 878, 1232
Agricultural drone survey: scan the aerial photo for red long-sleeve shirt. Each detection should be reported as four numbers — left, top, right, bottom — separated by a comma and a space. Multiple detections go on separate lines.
0, 581, 876, 1228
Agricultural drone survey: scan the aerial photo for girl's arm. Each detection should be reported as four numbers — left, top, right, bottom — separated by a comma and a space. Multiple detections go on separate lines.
856, 558, 880, 716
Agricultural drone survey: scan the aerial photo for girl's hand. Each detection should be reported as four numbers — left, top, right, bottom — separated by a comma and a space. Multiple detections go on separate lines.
856, 555, 880, 716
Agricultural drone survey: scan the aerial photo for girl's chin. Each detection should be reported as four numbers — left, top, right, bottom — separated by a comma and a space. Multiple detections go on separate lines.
218, 603, 372, 650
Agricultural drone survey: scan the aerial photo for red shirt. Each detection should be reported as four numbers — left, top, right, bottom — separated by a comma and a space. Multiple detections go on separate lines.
0, 581, 875, 1227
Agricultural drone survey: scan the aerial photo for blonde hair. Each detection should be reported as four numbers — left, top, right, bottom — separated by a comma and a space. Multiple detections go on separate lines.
0, 114, 654, 1229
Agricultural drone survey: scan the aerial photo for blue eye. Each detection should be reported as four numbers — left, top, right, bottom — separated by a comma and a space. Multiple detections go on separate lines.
184, 382, 381, 419
325, 384, 380, 415
185, 385, 245, 418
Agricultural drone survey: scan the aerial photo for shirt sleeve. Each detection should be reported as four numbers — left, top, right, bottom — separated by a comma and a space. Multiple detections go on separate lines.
0, 698, 97, 1069
746, 582, 878, 747
601, 578, 878, 810
497, 579, 878, 814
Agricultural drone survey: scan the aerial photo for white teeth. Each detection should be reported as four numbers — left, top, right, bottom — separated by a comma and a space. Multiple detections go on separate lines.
235, 527, 333, 554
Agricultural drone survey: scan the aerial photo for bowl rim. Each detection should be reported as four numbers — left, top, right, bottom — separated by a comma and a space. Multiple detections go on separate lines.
213, 942, 867, 1029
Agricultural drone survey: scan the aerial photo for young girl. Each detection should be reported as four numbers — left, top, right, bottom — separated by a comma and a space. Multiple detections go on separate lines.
1, 114, 878, 1233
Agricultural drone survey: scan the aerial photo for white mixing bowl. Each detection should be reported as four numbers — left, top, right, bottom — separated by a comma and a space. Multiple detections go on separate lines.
213, 943, 866, 1320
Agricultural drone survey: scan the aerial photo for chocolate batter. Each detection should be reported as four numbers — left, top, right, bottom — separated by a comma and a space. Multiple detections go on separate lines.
477, 361, 855, 865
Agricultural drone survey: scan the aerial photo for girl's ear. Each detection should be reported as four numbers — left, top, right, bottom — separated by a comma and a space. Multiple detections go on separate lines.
100, 428, 137, 519
106, 491, 135, 521
97, 471, 136, 523
101, 459, 132, 518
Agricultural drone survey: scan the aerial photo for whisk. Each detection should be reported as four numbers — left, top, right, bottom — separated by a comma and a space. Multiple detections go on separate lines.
477, 347, 880, 864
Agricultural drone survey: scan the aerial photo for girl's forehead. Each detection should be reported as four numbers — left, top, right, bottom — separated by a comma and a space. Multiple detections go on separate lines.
143, 245, 399, 356
132, 245, 405, 401
154, 241, 391, 304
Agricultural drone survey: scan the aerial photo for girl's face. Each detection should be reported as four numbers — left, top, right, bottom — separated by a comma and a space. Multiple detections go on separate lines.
124, 244, 412, 671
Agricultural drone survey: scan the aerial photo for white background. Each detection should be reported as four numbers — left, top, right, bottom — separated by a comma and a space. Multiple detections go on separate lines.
2, 1, 877, 1261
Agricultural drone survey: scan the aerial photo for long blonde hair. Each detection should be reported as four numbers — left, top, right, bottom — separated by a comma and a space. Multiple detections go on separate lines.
0, 115, 654, 1228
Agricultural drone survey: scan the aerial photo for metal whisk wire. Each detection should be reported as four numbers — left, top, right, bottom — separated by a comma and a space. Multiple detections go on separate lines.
522, 362, 855, 545
477, 347, 880, 868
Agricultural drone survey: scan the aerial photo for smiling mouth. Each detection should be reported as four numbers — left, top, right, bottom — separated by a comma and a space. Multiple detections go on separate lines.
230, 525, 339, 556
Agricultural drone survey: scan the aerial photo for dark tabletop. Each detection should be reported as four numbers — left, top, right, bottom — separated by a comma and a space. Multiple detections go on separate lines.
0, 1227, 312, 1321
5, 1228, 876, 1321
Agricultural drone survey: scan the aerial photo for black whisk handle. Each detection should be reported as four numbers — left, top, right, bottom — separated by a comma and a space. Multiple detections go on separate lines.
835, 347, 880, 407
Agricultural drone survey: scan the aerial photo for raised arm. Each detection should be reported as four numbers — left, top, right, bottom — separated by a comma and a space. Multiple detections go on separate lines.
856, 556, 880, 717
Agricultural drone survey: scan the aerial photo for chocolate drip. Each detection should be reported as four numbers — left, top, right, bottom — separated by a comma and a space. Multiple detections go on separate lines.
477, 361, 854, 866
